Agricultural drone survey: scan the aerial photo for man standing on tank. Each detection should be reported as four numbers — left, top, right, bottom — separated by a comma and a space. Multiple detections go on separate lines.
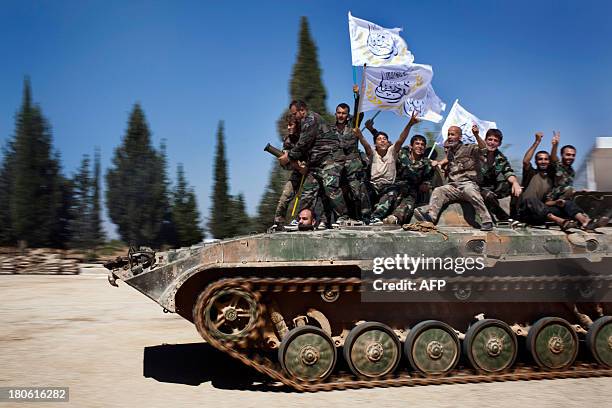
333, 99, 370, 224
475, 128, 522, 223
271, 114, 307, 230
278, 100, 350, 226
414, 125, 494, 231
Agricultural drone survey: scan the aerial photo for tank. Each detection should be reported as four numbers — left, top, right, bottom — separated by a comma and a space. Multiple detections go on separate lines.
104, 192, 612, 391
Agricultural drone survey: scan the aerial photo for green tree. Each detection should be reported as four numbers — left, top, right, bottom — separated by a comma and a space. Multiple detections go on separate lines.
209, 121, 234, 239
255, 16, 330, 231
8, 78, 70, 247
171, 163, 204, 246
230, 193, 252, 236
91, 148, 105, 245
105, 103, 169, 247
0, 141, 16, 244
68, 155, 93, 248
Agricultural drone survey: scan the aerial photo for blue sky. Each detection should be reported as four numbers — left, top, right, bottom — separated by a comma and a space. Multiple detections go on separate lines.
1, 1, 611, 237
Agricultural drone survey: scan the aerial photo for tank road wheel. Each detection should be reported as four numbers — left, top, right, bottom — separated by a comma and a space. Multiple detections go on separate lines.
279, 326, 337, 382
343, 322, 401, 378
527, 317, 578, 370
586, 316, 612, 367
405, 320, 460, 376
463, 319, 518, 373
195, 287, 260, 342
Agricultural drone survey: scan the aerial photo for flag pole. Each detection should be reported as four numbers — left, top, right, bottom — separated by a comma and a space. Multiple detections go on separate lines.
354, 63, 367, 130
290, 174, 306, 218
427, 142, 437, 159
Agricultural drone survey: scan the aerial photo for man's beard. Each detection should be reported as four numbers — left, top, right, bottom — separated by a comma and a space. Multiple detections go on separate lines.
444, 139, 460, 149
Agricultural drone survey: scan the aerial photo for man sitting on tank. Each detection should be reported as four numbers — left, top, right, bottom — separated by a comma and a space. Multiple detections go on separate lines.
515, 132, 608, 230
475, 127, 522, 223
353, 111, 420, 225
387, 134, 437, 224
413, 125, 494, 231
549, 131, 578, 201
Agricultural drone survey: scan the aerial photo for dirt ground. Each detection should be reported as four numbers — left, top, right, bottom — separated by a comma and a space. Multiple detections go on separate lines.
1, 274, 611, 408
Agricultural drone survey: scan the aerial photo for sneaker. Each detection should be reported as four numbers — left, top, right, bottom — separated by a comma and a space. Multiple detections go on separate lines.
583, 216, 610, 231
316, 223, 327, 230
480, 222, 494, 231
414, 208, 434, 223
369, 217, 383, 226
289, 219, 299, 226
384, 215, 398, 225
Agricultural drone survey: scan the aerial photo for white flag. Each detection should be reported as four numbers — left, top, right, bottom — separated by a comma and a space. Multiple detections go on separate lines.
348, 12, 414, 67
360, 64, 445, 122
439, 100, 497, 145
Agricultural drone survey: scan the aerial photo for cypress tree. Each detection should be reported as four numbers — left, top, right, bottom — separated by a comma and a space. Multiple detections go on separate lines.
105, 103, 168, 247
230, 193, 252, 236
91, 147, 105, 245
8, 78, 69, 247
209, 121, 234, 239
68, 155, 93, 248
255, 16, 330, 231
0, 141, 16, 244
171, 163, 204, 246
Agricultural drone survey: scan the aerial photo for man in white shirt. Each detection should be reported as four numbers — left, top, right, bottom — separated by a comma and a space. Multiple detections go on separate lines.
355, 111, 419, 224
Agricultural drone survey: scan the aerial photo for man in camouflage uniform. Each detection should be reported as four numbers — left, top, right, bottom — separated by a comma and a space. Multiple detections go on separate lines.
549, 131, 577, 200
414, 125, 494, 231
390, 134, 436, 224
278, 100, 349, 225
334, 102, 370, 222
475, 128, 522, 222
272, 114, 306, 228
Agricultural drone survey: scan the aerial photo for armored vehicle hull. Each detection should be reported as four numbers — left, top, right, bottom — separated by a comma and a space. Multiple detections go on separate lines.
106, 210, 612, 391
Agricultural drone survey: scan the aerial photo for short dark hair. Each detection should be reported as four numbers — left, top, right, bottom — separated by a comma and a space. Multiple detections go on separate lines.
535, 150, 550, 159
485, 128, 503, 143
374, 131, 389, 143
410, 134, 427, 146
289, 100, 307, 110
561, 144, 576, 155
336, 103, 350, 113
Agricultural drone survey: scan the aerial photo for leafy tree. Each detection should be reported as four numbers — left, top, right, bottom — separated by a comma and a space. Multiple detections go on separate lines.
255, 16, 330, 231
106, 103, 169, 247
171, 163, 204, 246
0, 141, 16, 244
7, 78, 70, 247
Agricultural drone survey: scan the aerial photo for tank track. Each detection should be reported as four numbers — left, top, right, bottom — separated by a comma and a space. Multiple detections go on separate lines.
192, 276, 612, 392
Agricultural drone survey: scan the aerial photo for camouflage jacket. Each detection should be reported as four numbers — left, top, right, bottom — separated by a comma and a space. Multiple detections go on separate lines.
480, 148, 515, 195
445, 142, 482, 183
550, 162, 575, 200
282, 132, 303, 180
288, 111, 340, 168
334, 120, 360, 160
396, 147, 435, 192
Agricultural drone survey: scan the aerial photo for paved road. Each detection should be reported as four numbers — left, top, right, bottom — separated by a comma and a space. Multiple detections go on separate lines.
1, 275, 611, 407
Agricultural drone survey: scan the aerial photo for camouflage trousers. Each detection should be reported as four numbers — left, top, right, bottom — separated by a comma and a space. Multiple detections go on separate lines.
428, 181, 492, 224
392, 189, 418, 224
341, 157, 371, 220
480, 186, 510, 222
299, 161, 348, 221
370, 183, 399, 220
273, 175, 302, 224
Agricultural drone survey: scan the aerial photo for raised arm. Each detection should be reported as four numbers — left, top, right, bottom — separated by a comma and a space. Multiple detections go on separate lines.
550, 131, 560, 163
393, 110, 419, 154
364, 118, 380, 138
471, 124, 486, 149
523, 132, 543, 168
352, 84, 360, 128
354, 127, 373, 157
